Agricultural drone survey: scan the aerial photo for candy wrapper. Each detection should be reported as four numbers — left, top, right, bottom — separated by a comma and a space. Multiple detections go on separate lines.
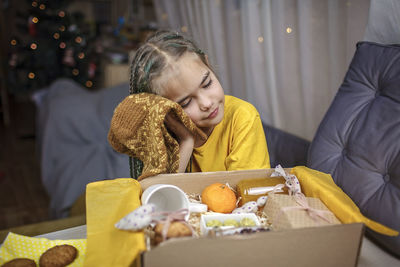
0, 232, 86, 266
264, 193, 341, 231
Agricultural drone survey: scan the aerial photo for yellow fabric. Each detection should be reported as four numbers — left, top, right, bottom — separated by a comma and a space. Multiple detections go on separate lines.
0, 232, 86, 266
192, 95, 270, 172
84, 178, 146, 267
291, 166, 398, 236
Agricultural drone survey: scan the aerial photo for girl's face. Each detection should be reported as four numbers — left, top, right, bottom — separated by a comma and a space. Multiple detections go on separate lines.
158, 53, 225, 136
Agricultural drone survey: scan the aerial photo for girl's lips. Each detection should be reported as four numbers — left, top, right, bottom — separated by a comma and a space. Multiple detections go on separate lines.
207, 107, 218, 119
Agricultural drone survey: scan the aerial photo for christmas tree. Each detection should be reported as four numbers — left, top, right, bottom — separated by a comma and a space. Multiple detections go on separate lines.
7, 0, 101, 94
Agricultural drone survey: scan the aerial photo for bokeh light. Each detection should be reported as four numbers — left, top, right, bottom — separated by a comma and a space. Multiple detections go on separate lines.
85, 80, 93, 88
28, 72, 35, 79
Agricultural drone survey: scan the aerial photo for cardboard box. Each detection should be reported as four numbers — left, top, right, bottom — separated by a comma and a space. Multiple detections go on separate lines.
264, 193, 341, 230
139, 169, 364, 267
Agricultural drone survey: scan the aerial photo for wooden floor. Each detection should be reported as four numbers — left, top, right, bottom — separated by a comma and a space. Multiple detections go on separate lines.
0, 96, 50, 230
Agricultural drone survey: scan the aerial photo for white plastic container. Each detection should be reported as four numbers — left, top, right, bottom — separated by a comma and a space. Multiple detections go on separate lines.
200, 213, 260, 235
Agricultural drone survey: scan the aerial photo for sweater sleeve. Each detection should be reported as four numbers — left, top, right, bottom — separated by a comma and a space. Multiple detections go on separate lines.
224, 106, 270, 170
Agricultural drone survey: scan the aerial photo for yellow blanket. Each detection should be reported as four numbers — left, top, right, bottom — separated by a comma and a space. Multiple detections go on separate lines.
291, 166, 398, 236
84, 178, 146, 267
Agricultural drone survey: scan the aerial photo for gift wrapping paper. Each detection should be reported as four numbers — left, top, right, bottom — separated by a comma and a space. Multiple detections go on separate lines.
264, 193, 341, 231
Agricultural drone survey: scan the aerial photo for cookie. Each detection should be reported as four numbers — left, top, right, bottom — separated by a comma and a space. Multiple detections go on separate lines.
154, 221, 193, 245
39, 244, 78, 267
1, 258, 36, 267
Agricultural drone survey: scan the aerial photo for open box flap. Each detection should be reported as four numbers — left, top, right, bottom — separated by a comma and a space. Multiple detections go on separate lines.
140, 169, 276, 194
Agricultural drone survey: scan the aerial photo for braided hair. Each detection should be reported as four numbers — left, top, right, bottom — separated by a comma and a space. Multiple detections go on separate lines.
129, 30, 211, 179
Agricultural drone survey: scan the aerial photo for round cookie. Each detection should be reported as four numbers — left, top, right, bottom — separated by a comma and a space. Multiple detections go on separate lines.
1, 258, 36, 267
154, 221, 193, 245
39, 244, 78, 267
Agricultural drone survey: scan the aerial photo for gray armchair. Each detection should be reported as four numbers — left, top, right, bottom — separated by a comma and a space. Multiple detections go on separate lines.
308, 42, 400, 257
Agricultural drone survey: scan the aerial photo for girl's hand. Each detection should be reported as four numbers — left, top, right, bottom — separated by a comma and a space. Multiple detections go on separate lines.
164, 112, 194, 143
165, 112, 195, 172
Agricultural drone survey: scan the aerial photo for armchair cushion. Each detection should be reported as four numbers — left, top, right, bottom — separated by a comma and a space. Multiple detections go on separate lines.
263, 124, 310, 168
308, 42, 400, 256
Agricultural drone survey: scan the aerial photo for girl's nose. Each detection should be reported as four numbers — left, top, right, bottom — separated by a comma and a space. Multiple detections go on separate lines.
198, 95, 212, 111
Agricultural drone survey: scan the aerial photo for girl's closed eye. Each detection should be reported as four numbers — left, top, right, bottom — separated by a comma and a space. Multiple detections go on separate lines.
180, 98, 192, 108
203, 78, 213, 88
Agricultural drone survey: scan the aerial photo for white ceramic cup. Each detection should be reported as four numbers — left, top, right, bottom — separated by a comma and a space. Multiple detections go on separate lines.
141, 184, 190, 220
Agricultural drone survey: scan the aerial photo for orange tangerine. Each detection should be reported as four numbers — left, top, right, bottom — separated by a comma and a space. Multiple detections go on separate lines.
201, 183, 237, 213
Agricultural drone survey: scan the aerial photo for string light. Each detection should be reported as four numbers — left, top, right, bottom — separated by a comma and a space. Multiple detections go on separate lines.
75, 36, 82, 44
32, 1, 38, 8
286, 27, 293, 34
258, 36, 264, 43
58, 11, 65, 18
30, 43, 37, 50
72, 69, 79, 76
10, 39, 17, 46
32, 17, 39, 23
59, 26, 66, 32
78, 52, 85, 59
53, 33, 60, 39
85, 80, 93, 88
59, 42, 66, 49
28, 72, 35, 79
181, 26, 188, 33
39, 4, 46, 10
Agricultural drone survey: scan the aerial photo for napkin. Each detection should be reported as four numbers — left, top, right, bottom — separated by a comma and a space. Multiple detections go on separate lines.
84, 178, 146, 267
0, 232, 86, 266
291, 166, 398, 236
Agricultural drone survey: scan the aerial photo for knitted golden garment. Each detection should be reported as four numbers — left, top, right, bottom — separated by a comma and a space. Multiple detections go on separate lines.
108, 93, 207, 180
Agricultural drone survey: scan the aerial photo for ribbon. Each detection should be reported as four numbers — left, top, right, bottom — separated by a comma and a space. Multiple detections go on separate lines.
151, 208, 194, 241
271, 165, 301, 195
274, 193, 336, 226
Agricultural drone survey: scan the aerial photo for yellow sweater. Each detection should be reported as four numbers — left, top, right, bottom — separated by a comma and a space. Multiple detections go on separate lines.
191, 95, 270, 172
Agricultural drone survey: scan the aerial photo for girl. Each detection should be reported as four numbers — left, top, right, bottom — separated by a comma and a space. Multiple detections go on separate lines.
129, 30, 270, 178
